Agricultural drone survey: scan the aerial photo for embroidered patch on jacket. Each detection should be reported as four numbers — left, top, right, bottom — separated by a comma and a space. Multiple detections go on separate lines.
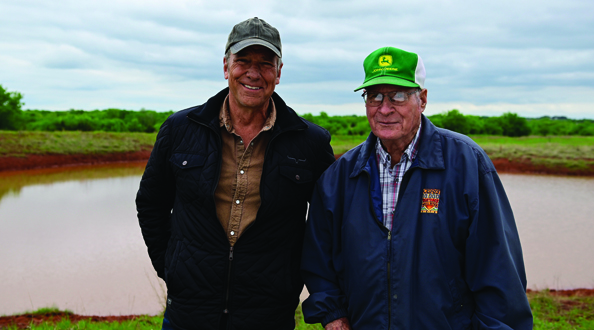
420, 189, 440, 214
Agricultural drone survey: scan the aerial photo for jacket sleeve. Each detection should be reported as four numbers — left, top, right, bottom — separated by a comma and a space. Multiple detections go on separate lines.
301, 180, 349, 327
135, 120, 176, 279
466, 170, 533, 329
312, 129, 336, 195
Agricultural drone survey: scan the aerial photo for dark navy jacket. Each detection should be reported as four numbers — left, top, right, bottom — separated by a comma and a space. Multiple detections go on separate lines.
302, 115, 533, 329
136, 88, 335, 330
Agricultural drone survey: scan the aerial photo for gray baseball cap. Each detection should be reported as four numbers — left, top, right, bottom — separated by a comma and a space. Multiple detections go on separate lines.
225, 17, 282, 58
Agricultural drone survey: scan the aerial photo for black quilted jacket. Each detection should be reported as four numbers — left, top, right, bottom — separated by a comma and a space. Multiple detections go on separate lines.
136, 88, 335, 330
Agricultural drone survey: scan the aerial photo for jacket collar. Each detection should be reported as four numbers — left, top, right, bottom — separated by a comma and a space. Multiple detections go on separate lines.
186, 87, 308, 136
350, 114, 445, 178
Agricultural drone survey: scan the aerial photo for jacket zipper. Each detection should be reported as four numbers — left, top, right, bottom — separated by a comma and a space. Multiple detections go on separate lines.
187, 114, 306, 320
223, 246, 234, 315
387, 231, 392, 329
365, 170, 392, 328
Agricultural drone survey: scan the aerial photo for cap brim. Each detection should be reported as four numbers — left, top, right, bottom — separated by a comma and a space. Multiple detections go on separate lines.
354, 76, 419, 92
229, 38, 281, 57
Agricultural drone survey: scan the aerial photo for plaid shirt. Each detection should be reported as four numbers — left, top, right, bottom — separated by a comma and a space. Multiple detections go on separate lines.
376, 123, 421, 230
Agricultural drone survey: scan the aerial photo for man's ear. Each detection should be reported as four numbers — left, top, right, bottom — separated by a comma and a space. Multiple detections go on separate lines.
419, 89, 428, 112
223, 57, 229, 80
275, 62, 283, 85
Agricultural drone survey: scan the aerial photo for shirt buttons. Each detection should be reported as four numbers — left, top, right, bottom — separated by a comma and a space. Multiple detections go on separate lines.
240, 170, 245, 174
235, 200, 240, 204
182, 160, 187, 166
230, 231, 235, 236
393, 294, 398, 299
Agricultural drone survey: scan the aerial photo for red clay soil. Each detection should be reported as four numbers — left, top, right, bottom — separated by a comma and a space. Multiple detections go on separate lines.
0, 151, 593, 176
490, 158, 594, 176
528, 288, 594, 297
334, 154, 594, 176
0, 311, 141, 329
0, 151, 151, 172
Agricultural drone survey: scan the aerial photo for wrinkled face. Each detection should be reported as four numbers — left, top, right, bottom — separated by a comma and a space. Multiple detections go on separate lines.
224, 45, 282, 111
365, 84, 427, 146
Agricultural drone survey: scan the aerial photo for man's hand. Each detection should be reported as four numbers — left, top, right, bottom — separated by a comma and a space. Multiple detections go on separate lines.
325, 317, 351, 330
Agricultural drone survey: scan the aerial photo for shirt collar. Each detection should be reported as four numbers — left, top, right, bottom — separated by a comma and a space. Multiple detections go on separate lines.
375, 121, 422, 168
219, 95, 277, 134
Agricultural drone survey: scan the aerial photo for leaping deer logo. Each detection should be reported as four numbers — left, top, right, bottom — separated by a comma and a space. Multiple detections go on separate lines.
379, 55, 393, 67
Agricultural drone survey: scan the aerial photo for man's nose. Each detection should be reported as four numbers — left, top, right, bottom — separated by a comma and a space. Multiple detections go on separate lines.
245, 64, 261, 79
377, 98, 394, 115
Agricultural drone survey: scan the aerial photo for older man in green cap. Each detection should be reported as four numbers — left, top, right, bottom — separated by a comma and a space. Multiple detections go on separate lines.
137, 17, 334, 330
301, 46, 533, 329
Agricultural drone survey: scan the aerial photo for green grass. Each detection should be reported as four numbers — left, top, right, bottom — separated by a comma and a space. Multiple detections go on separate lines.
2, 131, 593, 172
471, 135, 594, 171
529, 290, 594, 329
330, 135, 367, 155
331, 134, 594, 171
0, 131, 156, 157
1, 305, 322, 330
3, 292, 594, 329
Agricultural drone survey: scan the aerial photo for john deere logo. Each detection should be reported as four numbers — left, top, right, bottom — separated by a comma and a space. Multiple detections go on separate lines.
379, 55, 393, 67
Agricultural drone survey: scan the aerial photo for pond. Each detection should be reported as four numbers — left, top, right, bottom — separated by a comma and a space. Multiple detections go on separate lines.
0, 164, 592, 315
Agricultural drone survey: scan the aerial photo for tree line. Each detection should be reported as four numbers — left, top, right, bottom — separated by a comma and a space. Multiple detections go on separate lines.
303, 110, 594, 137
2, 85, 593, 136
1, 84, 173, 133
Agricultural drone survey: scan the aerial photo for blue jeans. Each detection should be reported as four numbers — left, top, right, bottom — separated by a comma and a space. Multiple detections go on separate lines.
161, 309, 174, 330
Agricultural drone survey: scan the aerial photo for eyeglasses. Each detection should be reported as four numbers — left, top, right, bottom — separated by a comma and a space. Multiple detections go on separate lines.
362, 89, 420, 107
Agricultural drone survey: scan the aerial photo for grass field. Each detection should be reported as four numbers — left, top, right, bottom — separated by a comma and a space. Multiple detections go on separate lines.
0, 305, 323, 330
528, 290, 594, 329
1, 131, 593, 173
471, 135, 594, 171
0, 131, 156, 157
2, 291, 593, 329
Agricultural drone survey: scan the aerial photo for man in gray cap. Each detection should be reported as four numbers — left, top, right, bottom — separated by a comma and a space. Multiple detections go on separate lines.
137, 17, 334, 330
301, 46, 532, 329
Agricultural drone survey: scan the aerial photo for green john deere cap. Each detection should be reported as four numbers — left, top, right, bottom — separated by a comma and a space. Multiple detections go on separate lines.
225, 17, 282, 58
354, 47, 425, 91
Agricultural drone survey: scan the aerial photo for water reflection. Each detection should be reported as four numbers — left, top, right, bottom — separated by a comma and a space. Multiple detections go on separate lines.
0, 162, 165, 316
500, 174, 594, 290
0, 166, 593, 316
0, 162, 147, 202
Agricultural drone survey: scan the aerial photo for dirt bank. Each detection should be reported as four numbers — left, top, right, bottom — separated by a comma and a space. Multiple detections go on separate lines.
0, 151, 151, 172
0, 311, 141, 329
1, 152, 593, 176
490, 158, 594, 176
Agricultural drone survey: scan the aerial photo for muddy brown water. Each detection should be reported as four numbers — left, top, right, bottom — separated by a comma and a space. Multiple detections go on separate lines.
0, 164, 592, 316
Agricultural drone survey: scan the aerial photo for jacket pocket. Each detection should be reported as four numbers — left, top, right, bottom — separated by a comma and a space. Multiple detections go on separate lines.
279, 165, 313, 184
448, 278, 472, 329
169, 153, 209, 204
278, 165, 315, 204
169, 153, 206, 169
164, 240, 182, 284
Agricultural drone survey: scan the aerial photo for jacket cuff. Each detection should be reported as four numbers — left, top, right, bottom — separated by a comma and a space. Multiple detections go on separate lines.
321, 308, 349, 327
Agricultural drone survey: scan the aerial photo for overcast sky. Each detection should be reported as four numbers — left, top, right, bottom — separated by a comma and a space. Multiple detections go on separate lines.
1, 0, 593, 118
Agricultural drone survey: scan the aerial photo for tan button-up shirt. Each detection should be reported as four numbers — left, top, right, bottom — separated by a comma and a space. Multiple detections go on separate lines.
214, 96, 277, 246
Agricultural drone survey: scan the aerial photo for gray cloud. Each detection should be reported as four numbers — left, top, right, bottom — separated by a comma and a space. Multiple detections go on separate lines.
0, 0, 593, 118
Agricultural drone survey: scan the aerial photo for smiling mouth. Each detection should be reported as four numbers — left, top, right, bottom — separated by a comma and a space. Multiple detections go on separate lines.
242, 83, 262, 90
